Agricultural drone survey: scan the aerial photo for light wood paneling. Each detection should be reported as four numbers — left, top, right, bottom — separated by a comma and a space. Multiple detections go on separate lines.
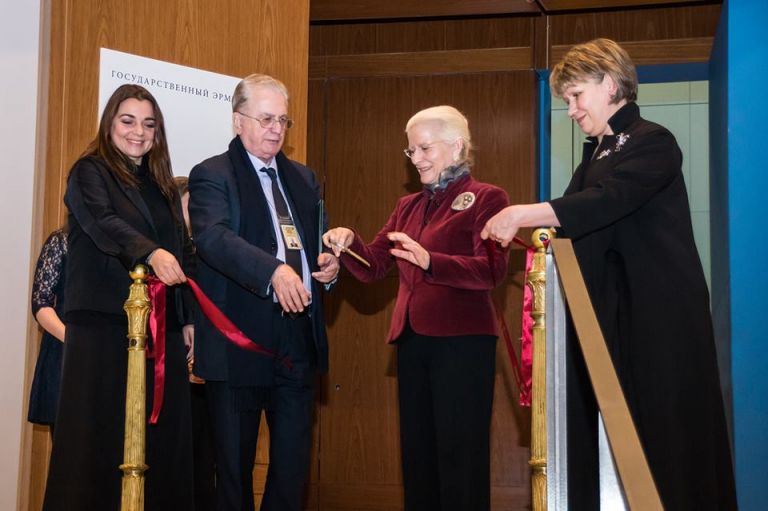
26, 426, 52, 511
310, 0, 539, 21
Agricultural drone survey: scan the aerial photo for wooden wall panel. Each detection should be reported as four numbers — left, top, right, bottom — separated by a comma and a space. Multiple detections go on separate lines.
545, 4, 721, 67
314, 72, 536, 509
540, 0, 711, 9
549, 4, 721, 45
446, 17, 534, 51
305, 77, 328, 510
551, 37, 713, 66
310, 0, 539, 21
29, 1, 310, 509
308, 79, 328, 188
310, 48, 533, 80
310, 3, 721, 73
318, 72, 537, 238
310, 17, 534, 56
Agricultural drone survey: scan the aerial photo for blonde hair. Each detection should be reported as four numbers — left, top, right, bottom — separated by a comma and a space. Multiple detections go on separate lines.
550, 38, 638, 103
232, 74, 289, 113
405, 105, 474, 165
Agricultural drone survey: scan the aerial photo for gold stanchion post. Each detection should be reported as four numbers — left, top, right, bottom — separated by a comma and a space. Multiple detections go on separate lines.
120, 265, 150, 511
529, 228, 554, 511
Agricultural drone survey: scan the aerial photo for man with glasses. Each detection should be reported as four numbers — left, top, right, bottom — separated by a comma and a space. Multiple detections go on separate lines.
188, 74, 339, 511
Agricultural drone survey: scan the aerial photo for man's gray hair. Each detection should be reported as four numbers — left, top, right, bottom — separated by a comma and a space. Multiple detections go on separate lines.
232, 74, 290, 113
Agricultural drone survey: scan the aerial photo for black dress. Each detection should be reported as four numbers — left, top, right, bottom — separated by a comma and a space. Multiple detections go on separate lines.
43, 157, 194, 511
28, 229, 67, 427
549, 102, 737, 510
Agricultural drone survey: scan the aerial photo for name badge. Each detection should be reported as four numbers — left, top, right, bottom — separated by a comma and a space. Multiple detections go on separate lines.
280, 224, 303, 250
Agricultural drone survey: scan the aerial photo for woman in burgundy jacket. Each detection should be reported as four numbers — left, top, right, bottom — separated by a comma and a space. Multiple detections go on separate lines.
324, 105, 509, 511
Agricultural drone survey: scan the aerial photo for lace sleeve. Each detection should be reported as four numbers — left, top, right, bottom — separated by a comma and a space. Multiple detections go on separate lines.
31, 230, 67, 316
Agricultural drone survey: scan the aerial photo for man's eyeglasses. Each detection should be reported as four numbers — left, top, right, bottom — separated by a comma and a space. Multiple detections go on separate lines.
237, 111, 294, 130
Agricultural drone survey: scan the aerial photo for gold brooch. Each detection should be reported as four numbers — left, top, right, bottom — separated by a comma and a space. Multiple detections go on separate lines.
451, 192, 476, 211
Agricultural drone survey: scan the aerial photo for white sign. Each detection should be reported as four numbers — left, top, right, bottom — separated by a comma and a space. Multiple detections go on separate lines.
99, 48, 240, 176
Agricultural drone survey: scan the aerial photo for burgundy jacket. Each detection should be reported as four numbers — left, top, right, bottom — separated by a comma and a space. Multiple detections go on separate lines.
342, 174, 509, 343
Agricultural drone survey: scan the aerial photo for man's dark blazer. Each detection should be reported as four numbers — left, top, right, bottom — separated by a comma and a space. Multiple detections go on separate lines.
188, 137, 329, 385
63, 155, 193, 322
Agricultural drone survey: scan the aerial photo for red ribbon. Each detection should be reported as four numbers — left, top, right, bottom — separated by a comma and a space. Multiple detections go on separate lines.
519, 243, 534, 407
146, 278, 167, 424
486, 236, 534, 407
144, 276, 290, 424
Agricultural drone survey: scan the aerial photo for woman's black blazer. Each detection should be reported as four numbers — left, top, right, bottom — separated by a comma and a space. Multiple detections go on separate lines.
63, 156, 193, 322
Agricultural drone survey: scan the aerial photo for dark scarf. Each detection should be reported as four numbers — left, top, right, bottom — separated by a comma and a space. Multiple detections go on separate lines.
226, 137, 279, 401
424, 161, 471, 193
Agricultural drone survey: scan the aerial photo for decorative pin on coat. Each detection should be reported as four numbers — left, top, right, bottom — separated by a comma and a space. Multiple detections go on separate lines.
596, 132, 631, 160
451, 192, 476, 211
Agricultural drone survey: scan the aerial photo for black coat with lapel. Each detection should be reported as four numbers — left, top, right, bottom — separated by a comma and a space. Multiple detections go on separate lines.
549, 102, 736, 510
63, 156, 193, 322
188, 137, 329, 385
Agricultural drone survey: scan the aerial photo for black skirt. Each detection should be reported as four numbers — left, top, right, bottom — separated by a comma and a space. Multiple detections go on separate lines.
43, 314, 193, 511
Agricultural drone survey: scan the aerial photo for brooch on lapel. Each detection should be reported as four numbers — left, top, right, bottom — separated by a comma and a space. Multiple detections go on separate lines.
596, 132, 631, 160
451, 192, 476, 211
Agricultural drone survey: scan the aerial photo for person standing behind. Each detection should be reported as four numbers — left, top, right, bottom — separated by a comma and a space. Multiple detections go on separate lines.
188, 73, 339, 511
323, 105, 509, 511
28, 228, 67, 437
481, 38, 736, 510
175, 175, 217, 511
43, 84, 195, 511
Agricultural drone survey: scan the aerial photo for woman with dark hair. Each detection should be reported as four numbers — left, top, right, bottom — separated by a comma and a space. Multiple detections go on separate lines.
482, 38, 736, 510
43, 84, 194, 510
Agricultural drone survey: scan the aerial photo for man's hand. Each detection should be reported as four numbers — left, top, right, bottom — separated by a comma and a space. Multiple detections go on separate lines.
271, 264, 311, 313
312, 253, 340, 283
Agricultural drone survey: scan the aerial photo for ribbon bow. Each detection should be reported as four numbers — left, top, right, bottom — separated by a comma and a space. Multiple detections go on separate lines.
144, 276, 291, 424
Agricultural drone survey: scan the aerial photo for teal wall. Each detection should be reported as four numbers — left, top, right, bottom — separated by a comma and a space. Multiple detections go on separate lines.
710, 1, 768, 508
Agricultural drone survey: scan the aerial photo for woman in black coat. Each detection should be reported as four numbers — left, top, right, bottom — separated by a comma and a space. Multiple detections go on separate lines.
482, 38, 737, 510
43, 84, 194, 511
